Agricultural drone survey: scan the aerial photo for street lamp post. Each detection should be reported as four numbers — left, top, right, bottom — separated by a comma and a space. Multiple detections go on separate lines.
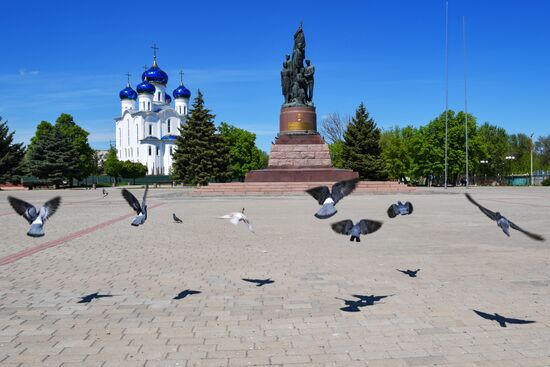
480, 160, 488, 184
505, 155, 515, 185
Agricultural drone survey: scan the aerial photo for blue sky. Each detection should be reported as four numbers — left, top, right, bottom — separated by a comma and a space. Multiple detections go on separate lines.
2, 0, 549, 152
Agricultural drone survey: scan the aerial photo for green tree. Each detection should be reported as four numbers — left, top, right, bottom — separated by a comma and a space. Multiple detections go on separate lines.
477, 123, 508, 180
0, 117, 26, 184
27, 120, 53, 155
103, 146, 122, 184
218, 122, 267, 181
507, 133, 532, 174
55, 113, 95, 179
328, 140, 345, 168
342, 102, 386, 180
535, 135, 550, 170
172, 90, 230, 185
380, 125, 417, 181
26, 124, 80, 188
120, 160, 147, 184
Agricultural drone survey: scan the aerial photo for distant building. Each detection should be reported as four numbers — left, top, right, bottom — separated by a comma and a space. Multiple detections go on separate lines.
115, 48, 191, 175
95, 150, 109, 165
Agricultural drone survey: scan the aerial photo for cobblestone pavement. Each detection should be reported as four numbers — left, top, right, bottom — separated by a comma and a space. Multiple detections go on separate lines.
1, 187, 549, 367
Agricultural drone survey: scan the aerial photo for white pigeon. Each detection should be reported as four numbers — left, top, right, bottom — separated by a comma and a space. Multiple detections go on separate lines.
219, 208, 254, 232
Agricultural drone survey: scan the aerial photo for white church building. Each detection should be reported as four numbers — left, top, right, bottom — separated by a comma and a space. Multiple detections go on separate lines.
115, 50, 191, 175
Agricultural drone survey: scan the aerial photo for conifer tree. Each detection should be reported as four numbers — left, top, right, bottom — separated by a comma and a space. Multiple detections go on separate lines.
342, 102, 387, 180
26, 124, 80, 188
55, 113, 95, 179
172, 90, 229, 185
0, 117, 26, 184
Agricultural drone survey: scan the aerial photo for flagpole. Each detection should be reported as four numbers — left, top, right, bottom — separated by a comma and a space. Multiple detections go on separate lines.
444, 0, 449, 189
463, 16, 469, 187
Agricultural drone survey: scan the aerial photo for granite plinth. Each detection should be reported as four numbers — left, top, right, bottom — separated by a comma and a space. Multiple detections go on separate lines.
245, 168, 358, 182
280, 105, 317, 134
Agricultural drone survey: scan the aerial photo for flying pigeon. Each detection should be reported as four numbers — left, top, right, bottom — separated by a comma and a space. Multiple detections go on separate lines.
465, 193, 544, 241
102, 188, 108, 198
219, 208, 253, 232
8, 196, 61, 237
473, 310, 535, 328
173, 289, 201, 300
387, 201, 413, 218
306, 178, 361, 219
121, 185, 149, 226
173, 213, 183, 223
331, 219, 383, 242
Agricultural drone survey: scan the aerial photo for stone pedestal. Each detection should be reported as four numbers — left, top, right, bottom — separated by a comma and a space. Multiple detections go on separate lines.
245, 105, 357, 182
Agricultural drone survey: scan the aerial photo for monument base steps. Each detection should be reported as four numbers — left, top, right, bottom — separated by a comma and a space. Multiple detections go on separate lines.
190, 181, 413, 196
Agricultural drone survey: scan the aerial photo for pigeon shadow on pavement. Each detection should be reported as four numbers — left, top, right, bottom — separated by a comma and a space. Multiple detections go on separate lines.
397, 269, 421, 278
77, 293, 114, 304
336, 294, 392, 312
473, 310, 536, 328
173, 289, 202, 300
242, 278, 274, 287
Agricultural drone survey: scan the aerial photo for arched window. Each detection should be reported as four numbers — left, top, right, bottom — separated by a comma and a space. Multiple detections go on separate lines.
157, 92, 161, 101
148, 146, 152, 156
167, 119, 171, 133
156, 147, 160, 156
149, 125, 152, 136
136, 125, 139, 143
148, 102, 151, 110
184, 106, 187, 114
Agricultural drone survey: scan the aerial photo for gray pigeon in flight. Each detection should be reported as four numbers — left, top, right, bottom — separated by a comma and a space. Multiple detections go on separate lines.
121, 185, 149, 226
173, 213, 182, 223
465, 193, 544, 241
8, 196, 61, 237
102, 188, 108, 198
331, 219, 383, 242
306, 178, 360, 219
387, 201, 413, 218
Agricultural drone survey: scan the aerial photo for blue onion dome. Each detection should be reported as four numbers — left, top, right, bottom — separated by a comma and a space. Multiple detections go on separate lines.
142, 61, 168, 84
119, 85, 137, 100
165, 93, 172, 104
136, 79, 155, 95
173, 84, 191, 99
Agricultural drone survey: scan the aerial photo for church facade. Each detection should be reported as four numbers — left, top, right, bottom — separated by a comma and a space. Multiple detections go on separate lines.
115, 52, 191, 175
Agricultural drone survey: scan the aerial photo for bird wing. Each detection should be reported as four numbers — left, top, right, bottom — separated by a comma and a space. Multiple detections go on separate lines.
121, 189, 142, 214
330, 178, 360, 204
508, 220, 545, 241
141, 185, 149, 209
7, 196, 37, 224
465, 193, 498, 220
40, 196, 61, 221
306, 185, 331, 205
359, 219, 383, 235
503, 316, 536, 325
331, 220, 354, 235
387, 204, 398, 218
473, 309, 496, 321
242, 217, 254, 232
405, 201, 413, 214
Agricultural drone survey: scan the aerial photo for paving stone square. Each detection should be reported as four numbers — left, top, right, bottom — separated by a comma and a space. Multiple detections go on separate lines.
1, 187, 549, 366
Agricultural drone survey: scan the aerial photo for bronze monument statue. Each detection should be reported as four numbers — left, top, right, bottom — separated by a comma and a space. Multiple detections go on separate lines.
281, 21, 314, 107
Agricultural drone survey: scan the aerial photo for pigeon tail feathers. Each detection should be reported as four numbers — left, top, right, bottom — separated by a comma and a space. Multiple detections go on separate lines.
27, 223, 45, 237
315, 203, 337, 219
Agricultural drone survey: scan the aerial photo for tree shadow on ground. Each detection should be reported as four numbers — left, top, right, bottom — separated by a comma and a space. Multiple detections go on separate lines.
77, 292, 114, 304
242, 278, 274, 287
173, 289, 201, 300
336, 294, 392, 312
473, 310, 536, 327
